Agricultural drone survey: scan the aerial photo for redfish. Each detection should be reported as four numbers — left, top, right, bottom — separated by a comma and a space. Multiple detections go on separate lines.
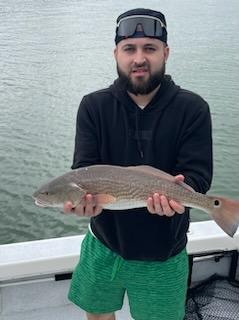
32, 165, 239, 237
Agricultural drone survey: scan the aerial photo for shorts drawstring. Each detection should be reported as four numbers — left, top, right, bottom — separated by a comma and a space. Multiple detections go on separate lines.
111, 255, 123, 281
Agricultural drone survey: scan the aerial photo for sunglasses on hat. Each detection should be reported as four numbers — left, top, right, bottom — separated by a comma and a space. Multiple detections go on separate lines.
117, 15, 167, 38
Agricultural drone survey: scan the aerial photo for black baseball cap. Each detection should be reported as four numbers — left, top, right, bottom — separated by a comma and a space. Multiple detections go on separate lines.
115, 8, 167, 45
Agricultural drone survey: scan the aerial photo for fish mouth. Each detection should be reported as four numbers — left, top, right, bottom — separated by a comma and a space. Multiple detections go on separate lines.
33, 197, 62, 208
34, 199, 50, 208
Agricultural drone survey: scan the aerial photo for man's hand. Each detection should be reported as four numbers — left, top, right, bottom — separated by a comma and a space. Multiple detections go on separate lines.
147, 174, 185, 216
64, 194, 103, 217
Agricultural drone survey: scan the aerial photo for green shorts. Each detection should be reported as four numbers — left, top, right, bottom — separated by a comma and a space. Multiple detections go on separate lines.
68, 232, 189, 320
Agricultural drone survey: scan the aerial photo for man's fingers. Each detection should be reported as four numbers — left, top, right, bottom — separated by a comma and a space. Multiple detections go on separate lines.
84, 194, 95, 216
147, 193, 185, 216
175, 174, 185, 183
64, 201, 74, 213
147, 197, 155, 214
152, 193, 164, 215
147, 193, 163, 215
64, 194, 103, 217
169, 199, 185, 214
160, 195, 174, 216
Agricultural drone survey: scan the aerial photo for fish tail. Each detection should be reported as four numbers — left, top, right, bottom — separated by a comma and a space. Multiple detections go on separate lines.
208, 196, 239, 237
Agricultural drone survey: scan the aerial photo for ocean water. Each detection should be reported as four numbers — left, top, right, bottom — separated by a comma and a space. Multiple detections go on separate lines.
0, 0, 238, 244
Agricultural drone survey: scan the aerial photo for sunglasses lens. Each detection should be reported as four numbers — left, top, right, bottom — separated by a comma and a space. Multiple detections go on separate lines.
117, 17, 163, 37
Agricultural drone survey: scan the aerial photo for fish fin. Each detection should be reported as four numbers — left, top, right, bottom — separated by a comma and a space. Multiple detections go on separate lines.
127, 165, 195, 192
94, 194, 116, 205
208, 196, 239, 237
68, 182, 85, 190
177, 181, 195, 193
66, 183, 86, 206
127, 165, 175, 181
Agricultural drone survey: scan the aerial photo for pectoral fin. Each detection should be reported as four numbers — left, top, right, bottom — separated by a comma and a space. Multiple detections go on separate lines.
66, 183, 86, 205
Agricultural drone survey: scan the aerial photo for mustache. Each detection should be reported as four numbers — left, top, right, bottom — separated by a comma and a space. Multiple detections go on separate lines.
131, 62, 149, 72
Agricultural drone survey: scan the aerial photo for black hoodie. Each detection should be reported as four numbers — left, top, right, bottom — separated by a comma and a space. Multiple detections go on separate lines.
72, 75, 213, 261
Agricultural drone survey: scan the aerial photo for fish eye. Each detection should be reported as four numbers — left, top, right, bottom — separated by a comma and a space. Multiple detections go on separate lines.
41, 191, 49, 196
214, 199, 221, 207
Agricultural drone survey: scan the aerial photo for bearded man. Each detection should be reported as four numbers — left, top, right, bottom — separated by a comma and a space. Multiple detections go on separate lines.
65, 8, 213, 320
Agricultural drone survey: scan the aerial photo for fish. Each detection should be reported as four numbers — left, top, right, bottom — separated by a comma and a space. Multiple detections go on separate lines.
32, 164, 239, 237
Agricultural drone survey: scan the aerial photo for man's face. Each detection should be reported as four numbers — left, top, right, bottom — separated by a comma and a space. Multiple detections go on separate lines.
114, 37, 169, 95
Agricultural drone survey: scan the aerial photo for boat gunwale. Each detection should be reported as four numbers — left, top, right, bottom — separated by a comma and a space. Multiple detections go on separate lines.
0, 221, 239, 282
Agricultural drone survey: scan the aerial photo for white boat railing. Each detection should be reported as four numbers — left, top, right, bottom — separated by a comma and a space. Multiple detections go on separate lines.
0, 220, 239, 283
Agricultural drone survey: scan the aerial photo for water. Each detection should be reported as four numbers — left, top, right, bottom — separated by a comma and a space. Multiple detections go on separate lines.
0, 0, 238, 244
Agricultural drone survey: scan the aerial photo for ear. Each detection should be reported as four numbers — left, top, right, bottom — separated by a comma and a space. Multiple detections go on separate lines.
164, 45, 170, 62
114, 47, 118, 60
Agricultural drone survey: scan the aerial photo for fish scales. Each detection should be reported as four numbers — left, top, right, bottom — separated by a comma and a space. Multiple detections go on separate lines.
33, 164, 239, 237
69, 166, 211, 210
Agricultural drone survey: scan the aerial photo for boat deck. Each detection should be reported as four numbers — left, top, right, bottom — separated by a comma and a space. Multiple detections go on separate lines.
0, 276, 131, 320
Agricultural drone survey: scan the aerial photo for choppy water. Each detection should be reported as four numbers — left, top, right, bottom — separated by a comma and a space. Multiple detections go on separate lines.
0, 0, 239, 244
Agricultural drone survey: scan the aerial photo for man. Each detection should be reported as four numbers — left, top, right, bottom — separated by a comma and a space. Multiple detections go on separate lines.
65, 8, 213, 320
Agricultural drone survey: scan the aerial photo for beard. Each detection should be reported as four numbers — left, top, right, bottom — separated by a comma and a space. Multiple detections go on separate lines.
117, 62, 166, 95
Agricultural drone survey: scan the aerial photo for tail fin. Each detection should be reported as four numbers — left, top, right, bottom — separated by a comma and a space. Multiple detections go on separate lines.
208, 196, 239, 237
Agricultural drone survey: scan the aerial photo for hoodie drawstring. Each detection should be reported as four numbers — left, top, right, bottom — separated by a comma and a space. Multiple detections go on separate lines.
135, 108, 144, 158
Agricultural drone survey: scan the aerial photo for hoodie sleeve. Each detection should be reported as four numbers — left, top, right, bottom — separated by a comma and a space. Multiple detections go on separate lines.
71, 96, 100, 169
173, 100, 213, 194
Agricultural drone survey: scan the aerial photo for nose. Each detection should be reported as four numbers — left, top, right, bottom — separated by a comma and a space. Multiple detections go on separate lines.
133, 49, 146, 65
